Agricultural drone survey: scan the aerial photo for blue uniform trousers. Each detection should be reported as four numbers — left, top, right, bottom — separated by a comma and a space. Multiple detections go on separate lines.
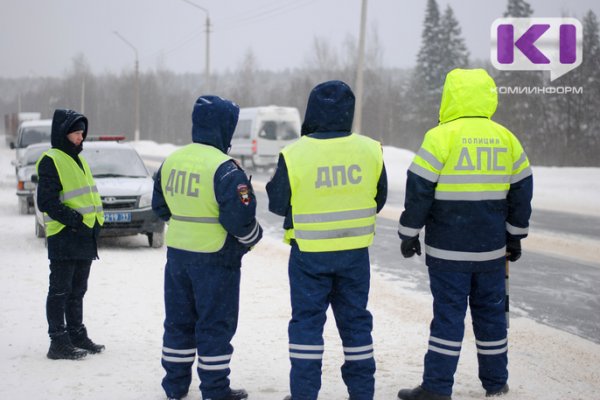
161, 257, 241, 399
288, 243, 376, 400
422, 268, 508, 396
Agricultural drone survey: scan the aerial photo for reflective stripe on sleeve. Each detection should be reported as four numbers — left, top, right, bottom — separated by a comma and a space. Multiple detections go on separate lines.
236, 220, 260, 244
398, 223, 421, 237
510, 166, 532, 184
506, 222, 528, 235
417, 148, 444, 171
513, 152, 528, 171
408, 163, 439, 183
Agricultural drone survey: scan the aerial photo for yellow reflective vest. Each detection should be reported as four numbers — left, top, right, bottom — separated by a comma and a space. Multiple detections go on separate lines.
37, 148, 104, 237
281, 133, 383, 252
161, 143, 231, 253
409, 68, 531, 202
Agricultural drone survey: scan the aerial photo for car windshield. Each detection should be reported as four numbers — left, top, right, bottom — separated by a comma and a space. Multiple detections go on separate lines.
258, 120, 299, 141
19, 126, 52, 147
23, 145, 51, 165
83, 147, 149, 178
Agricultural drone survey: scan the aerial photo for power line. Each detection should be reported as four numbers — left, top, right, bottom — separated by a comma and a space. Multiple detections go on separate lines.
140, 0, 320, 66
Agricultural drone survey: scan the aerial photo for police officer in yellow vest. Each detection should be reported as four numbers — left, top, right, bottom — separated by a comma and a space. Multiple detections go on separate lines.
267, 81, 388, 400
152, 96, 262, 400
36, 109, 105, 360
396, 69, 533, 400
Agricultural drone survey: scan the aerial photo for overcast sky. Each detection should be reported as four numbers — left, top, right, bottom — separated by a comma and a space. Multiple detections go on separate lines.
1, 0, 598, 78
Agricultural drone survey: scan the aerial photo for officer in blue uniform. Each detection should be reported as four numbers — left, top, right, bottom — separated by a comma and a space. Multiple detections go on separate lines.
152, 95, 262, 400
267, 80, 388, 400
396, 69, 533, 400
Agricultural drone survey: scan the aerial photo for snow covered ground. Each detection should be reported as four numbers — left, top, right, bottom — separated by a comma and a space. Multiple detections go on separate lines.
1, 140, 599, 400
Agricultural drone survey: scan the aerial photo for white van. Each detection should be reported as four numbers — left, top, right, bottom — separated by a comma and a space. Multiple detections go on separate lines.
230, 106, 301, 168
11, 119, 52, 173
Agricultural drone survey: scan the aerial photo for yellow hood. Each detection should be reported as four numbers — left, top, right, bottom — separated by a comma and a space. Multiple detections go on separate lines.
438, 68, 498, 124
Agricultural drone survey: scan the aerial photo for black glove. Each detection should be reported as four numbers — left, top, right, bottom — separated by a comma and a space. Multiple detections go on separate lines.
401, 236, 422, 258
506, 239, 522, 262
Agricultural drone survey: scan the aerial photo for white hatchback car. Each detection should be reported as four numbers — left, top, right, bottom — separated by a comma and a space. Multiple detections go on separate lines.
14, 142, 51, 214
34, 138, 165, 247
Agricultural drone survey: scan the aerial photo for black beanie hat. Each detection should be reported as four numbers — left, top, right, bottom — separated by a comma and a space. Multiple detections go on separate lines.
68, 120, 86, 134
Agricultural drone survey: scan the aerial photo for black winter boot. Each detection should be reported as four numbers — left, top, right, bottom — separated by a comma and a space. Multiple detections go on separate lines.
47, 334, 88, 360
486, 384, 509, 397
70, 327, 105, 354
397, 386, 451, 400
207, 388, 248, 400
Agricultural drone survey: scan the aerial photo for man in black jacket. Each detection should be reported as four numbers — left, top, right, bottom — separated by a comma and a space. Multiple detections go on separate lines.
36, 109, 105, 360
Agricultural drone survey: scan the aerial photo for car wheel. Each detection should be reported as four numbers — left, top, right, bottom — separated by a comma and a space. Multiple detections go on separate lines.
18, 197, 28, 215
148, 231, 164, 248
35, 220, 45, 238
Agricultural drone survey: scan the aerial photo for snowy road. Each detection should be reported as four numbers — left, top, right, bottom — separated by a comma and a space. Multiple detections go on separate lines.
252, 188, 600, 345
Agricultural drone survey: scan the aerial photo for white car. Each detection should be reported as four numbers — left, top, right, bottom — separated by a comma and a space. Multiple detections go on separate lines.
34, 138, 165, 247
11, 119, 52, 166
15, 142, 51, 214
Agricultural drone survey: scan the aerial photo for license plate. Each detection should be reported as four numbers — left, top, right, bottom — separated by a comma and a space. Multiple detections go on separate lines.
104, 212, 131, 223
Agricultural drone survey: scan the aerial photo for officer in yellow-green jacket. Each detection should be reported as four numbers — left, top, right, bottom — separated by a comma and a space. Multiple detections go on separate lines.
396, 69, 533, 400
152, 96, 262, 400
36, 109, 105, 360
267, 80, 388, 400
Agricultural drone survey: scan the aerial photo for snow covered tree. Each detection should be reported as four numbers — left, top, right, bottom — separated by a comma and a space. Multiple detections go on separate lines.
503, 0, 534, 18
403, 0, 472, 151
439, 5, 470, 73
414, 0, 444, 91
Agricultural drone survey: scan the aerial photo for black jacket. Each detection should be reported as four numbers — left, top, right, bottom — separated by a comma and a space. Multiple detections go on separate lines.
36, 109, 100, 261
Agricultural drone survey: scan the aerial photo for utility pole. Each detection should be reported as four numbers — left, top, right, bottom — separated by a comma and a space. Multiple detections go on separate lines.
181, 0, 211, 90
80, 76, 86, 114
114, 31, 140, 141
354, 0, 368, 134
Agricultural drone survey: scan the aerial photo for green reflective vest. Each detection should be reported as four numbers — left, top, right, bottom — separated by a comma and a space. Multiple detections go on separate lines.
37, 148, 104, 237
281, 133, 383, 252
161, 143, 232, 253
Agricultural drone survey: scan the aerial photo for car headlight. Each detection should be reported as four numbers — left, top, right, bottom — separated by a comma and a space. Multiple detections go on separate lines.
139, 192, 152, 208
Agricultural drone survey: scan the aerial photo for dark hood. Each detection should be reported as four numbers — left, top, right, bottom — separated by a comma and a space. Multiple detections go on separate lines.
301, 80, 355, 135
191, 95, 240, 152
51, 109, 88, 155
